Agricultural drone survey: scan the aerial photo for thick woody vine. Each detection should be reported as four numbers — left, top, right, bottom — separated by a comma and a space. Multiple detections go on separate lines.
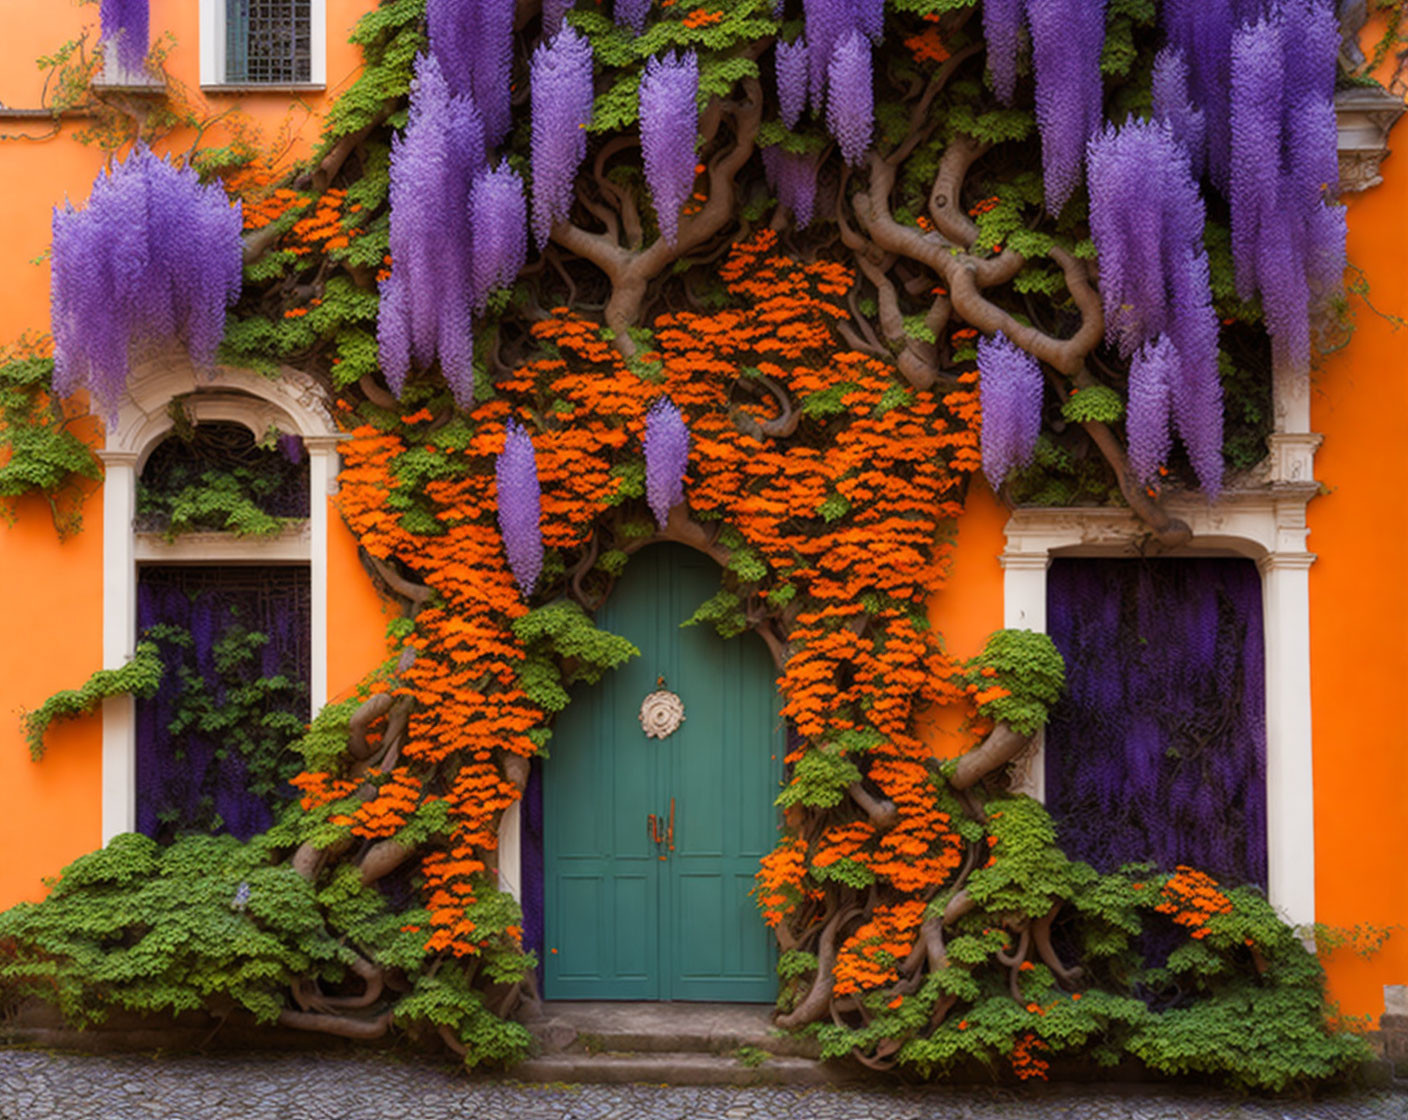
0, 0, 1381, 1088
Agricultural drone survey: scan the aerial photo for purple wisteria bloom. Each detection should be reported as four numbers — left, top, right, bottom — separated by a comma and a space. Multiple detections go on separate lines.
378, 53, 486, 404
541, 0, 574, 35
1230, 0, 1345, 374
851, 0, 885, 41
639, 51, 700, 246
802, 0, 858, 108
100, 0, 149, 73
427, 0, 516, 147
826, 30, 873, 166
496, 420, 544, 598
614, 0, 651, 32
530, 26, 595, 249
977, 331, 1043, 491
982, 0, 1024, 104
1151, 48, 1205, 176
1087, 120, 1223, 495
1125, 336, 1176, 486
775, 38, 810, 129
50, 147, 242, 420
469, 164, 528, 310
1026, 0, 1106, 213
643, 396, 690, 528
762, 147, 819, 228
1161, 0, 1266, 191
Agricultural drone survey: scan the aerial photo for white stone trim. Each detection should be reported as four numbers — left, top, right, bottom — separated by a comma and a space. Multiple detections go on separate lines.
999, 462, 1322, 932
200, 0, 327, 88
98, 355, 339, 842
499, 802, 522, 905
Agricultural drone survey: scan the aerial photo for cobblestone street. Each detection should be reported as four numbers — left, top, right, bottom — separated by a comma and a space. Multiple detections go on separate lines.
1, 1050, 1405, 1120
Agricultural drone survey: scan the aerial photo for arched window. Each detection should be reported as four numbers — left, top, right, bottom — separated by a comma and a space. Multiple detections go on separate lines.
95, 358, 340, 843
134, 421, 312, 841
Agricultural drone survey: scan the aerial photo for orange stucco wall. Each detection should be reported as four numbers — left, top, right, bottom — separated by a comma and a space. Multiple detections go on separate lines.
1309, 144, 1408, 1021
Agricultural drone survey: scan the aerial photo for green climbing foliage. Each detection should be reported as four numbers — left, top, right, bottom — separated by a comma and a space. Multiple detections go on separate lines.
512, 601, 640, 715
811, 795, 1369, 1090
0, 349, 102, 537
1060, 384, 1125, 425
960, 629, 1065, 736
0, 832, 342, 1026
23, 641, 164, 761
775, 743, 864, 810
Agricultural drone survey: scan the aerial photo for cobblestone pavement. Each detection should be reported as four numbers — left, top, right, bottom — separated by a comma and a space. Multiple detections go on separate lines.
1, 1050, 1405, 1120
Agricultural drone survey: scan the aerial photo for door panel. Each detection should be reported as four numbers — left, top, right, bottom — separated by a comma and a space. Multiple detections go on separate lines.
543, 544, 781, 1001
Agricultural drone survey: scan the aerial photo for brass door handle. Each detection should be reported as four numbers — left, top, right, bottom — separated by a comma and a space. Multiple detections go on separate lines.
648, 813, 664, 844
667, 797, 675, 852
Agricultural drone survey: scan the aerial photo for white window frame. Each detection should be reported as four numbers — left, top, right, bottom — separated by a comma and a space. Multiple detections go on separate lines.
999, 361, 1321, 935
96, 355, 341, 843
199, 0, 327, 90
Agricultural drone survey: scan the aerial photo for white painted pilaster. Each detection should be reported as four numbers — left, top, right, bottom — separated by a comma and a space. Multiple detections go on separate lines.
499, 802, 522, 903
1259, 550, 1317, 932
97, 450, 139, 844
305, 437, 339, 714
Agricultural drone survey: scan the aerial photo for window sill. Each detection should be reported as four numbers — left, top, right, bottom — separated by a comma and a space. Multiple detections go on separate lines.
200, 83, 326, 95
135, 523, 311, 563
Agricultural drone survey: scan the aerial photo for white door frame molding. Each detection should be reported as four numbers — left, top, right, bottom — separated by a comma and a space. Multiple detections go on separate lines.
999, 428, 1323, 934
96, 355, 340, 844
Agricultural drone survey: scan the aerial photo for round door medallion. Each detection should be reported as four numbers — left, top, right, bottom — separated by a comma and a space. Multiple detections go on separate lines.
639, 688, 685, 740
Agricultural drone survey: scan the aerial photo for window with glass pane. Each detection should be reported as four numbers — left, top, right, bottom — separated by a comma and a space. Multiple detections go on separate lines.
225, 0, 311, 84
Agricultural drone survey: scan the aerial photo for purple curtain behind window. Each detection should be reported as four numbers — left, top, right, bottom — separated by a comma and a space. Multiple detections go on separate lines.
1044, 558, 1266, 887
136, 566, 310, 842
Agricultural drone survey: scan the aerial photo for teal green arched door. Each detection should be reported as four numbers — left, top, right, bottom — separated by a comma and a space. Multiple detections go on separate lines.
543, 544, 783, 1001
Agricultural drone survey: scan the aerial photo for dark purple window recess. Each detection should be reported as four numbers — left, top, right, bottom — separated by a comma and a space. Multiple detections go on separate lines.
1043, 558, 1267, 888
136, 566, 310, 843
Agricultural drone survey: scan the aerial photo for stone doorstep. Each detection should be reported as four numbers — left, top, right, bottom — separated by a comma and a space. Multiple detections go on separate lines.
513, 1001, 848, 1086
528, 1000, 820, 1058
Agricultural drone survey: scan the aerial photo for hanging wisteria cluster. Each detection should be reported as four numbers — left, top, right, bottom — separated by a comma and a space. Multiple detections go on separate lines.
827, 31, 874, 166
977, 331, 1043, 491
614, 0, 651, 33
983, 0, 1107, 212
1160, 0, 1265, 191
1150, 48, 1205, 176
378, 54, 486, 404
762, 148, 819, 228
542, 0, 573, 35
772, 0, 879, 167
100, 0, 149, 72
638, 52, 700, 246
530, 27, 595, 249
775, 38, 809, 129
496, 420, 544, 597
50, 147, 242, 420
427, 0, 516, 148
643, 396, 691, 528
1230, 0, 1346, 374
469, 165, 529, 312
1087, 120, 1223, 495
